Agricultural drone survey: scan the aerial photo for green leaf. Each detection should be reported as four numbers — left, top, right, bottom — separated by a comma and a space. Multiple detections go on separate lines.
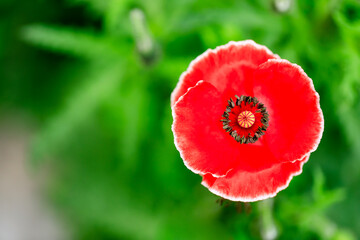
22, 24, 125, 59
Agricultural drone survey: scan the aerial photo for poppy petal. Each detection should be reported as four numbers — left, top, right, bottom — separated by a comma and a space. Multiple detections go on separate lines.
172, 80, 237, 177
201, 154, 310, 202
171, 40, 279, 106
253, 59, 324, 163
172, 80, 286, 177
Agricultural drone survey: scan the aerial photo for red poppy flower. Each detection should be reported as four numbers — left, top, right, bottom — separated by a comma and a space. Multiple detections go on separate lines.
171, 40, 324, 202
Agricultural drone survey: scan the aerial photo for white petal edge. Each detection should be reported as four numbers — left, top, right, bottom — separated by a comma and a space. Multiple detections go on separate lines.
201, 154, 310, 202
170, 40, 280, 106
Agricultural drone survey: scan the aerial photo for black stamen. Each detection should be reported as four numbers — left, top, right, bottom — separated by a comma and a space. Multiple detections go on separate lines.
221, 95, 269, 144
228, 98, 235, 108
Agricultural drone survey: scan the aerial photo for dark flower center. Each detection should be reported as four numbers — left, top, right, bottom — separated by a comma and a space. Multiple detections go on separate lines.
221, 95, 269, 144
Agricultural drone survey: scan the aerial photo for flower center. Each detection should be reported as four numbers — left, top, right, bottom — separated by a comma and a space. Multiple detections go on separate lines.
221, 95, 269, 144
237, 111, 255, 128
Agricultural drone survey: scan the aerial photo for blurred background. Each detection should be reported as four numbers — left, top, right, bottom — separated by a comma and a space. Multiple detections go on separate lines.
1, 0, 360, 239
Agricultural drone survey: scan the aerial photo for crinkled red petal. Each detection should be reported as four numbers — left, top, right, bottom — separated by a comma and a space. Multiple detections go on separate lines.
253, 59, 324, 163
171, 40, 278, 107
172, 81, 283, 177
201, 154, 310, 202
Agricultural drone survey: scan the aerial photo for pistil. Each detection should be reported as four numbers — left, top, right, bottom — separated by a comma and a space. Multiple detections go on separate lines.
238, 111, 255, 128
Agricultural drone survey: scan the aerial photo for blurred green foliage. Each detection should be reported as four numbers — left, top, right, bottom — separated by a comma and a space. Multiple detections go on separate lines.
1, 0, 360, 239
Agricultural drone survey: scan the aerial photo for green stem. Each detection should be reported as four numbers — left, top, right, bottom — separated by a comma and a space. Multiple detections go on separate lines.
258, 199, 278, 240
129, 9, 158, 65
